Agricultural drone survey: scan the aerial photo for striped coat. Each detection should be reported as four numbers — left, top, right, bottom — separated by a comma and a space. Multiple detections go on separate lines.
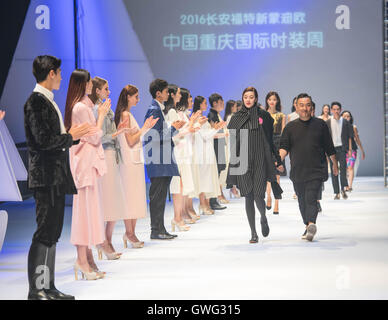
226, 105, 282, 199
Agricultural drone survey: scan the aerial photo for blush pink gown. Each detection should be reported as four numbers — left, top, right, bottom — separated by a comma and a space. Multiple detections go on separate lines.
69, 96, 107, 248
117, 112, 147, 219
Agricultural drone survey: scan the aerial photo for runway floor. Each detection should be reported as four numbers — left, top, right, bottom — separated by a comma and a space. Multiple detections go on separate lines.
0, 177, 387, 300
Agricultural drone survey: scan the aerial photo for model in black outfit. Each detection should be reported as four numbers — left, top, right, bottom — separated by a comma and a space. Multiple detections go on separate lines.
279, 93, 338, 241
24, 56, 92, 299
227, 87, 283, 243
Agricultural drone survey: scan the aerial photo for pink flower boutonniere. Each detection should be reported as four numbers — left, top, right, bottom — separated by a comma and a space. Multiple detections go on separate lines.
259, 117, 263, 125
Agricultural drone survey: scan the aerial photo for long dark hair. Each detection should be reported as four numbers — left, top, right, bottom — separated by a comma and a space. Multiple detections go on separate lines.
321, 104, 331, 116
265, 91, 282, 112
341, 110, 354, 125
176, 88, 190, 112
64, 69, 90, 131
114, 84, 139, 127
164, 84, 179, 115
193, 96, 206, 113
241, 87, 258, 109
224, 100, 236, 121
291, 97, 297, 112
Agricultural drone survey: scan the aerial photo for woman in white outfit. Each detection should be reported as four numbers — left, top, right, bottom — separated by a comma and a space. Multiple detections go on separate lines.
192, 96, 226, 215
165, 85, 199, 231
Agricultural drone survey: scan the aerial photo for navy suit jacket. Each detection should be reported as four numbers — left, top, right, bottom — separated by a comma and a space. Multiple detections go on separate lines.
143, 99, 180, 178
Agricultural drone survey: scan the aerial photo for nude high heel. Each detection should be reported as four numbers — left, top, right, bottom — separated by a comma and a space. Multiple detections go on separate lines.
187, 209, 200, 221
184, 218, 196, 224
74, 262, 101, 281
171, 220, 190, 231
199, 205, 214, 215
218, 196, 230, 204
96, 245, 121, 260
123, 234, 144, 249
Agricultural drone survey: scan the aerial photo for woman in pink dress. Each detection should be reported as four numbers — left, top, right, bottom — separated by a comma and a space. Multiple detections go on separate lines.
64, 69, 111, 280
114, 85, 158, 248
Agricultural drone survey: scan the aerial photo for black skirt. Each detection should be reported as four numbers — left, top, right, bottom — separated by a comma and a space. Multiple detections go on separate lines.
273, 134, 287, 176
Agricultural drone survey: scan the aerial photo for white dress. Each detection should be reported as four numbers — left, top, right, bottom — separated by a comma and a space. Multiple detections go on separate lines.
219, 114, 232, 188
165, 109, 196, 196
192, 121, 221, 199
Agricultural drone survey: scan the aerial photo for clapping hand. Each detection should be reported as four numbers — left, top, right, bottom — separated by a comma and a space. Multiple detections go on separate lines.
198, 116, 208, 126
142, 116, 159, 134
69, 123, 95, 140
189, 111, 202, 124
112, 118, 131, 138
171, 120, 186, 130
98, 98, 111, 117
214, 120, 226, 130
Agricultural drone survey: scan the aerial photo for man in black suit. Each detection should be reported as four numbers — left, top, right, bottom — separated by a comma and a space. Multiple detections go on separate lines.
24, 55, 92, 300
326, 102, 353, 200
207, 93, 227, 210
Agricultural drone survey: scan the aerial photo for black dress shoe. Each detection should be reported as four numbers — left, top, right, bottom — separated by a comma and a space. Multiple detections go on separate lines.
150, 233, 174, 240
210, 202, 227, 210
28, 289, 53, 300
209, 198, 226, 210
45, 288, 75, 300
260, 217, 270, 237
164, 232, 177, 238
249, 233, 259, 243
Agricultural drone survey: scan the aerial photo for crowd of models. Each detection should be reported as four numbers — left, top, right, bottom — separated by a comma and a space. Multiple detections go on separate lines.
0, 55, 366, 299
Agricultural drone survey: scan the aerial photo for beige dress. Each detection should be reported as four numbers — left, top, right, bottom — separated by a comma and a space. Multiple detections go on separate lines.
166, 109, 196, 196
192, 121, 221, 199
117, 112, 147, 219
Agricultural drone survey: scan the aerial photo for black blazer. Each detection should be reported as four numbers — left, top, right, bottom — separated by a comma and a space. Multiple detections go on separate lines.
325, 118, 354, 152
208, 108, 226, 172
24, 92, 77, 194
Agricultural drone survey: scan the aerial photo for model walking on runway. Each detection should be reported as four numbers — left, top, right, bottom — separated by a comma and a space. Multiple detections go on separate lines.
227, 87, 283, 243
341, 110, 366, 192
265, 91, 286, 215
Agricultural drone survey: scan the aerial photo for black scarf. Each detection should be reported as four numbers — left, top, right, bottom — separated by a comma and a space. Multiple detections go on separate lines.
227, 104, 283, 199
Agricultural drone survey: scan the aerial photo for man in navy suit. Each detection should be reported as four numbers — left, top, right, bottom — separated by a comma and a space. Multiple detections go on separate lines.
143, 79, 185, 240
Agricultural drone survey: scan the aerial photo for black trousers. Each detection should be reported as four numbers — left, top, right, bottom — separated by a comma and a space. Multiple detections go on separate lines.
149, 176, 172, 234
32, 187, 66, 247
293, 179, 322, 226
329, 147, 348, 194
244, 191, 266, 235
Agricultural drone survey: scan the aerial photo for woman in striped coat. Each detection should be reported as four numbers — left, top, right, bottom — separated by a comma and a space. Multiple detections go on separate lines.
227, 87, 283, 243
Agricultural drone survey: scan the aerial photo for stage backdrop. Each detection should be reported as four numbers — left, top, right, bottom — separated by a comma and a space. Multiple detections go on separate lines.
0, 0, 383, 176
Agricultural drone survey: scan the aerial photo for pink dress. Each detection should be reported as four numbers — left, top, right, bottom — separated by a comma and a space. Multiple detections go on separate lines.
117, 112, 147, 219
69, 96, 107, 247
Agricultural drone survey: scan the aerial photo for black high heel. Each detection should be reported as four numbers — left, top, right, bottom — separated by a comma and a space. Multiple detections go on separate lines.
260, 216, 270, 237
249, 233, 259, 243
273, 211, 279, 215
266, 197, 272, 210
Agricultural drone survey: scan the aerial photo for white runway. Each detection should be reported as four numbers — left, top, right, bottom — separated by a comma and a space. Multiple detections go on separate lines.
0, 177, 387, 300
